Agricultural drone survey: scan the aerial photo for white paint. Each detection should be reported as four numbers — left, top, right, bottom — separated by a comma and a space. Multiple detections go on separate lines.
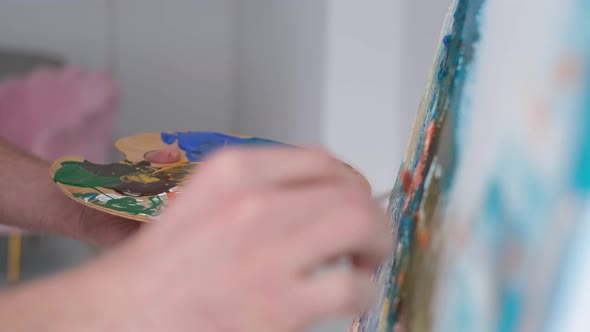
95, 193, 123, 202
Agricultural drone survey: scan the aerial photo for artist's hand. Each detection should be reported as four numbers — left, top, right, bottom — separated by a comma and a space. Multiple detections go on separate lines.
77, 146, 182, 247
102, 147, 392, 332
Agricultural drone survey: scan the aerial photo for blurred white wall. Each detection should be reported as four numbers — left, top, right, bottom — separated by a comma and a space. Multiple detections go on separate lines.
115, 0, 234, 137
0, 1, 110, 69
232, 0, 406, 195
400, 0, 451, 126
232, 0, 326, 144
232, 0, 448, 194
321, 0, 403, 195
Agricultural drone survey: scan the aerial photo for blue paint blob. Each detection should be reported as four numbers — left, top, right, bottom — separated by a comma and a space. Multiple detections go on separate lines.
161, 132, 178, 145
161, 131, 288, 162
443, 35, 451, 47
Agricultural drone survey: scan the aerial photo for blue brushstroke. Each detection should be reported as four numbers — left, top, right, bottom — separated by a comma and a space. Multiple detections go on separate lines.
74, 192, 99, 201
498, 286, 522, 332
571, 55, 590, 191
161, 131, 287, 162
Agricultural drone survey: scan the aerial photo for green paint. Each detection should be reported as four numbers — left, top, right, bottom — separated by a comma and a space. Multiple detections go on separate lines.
55, 161, 121, 188
92, 196, 163, 216
55, 160, 194, 197
56, 160, 192, 216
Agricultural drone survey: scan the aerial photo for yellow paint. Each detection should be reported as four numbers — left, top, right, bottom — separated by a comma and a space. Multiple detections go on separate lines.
379, 298, 390, 332
152, 162, 191, 174
7, 233, 22, 284
121, 174, 160, 184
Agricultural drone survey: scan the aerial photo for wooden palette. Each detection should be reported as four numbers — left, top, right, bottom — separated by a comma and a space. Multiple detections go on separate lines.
51, 131, 370, 223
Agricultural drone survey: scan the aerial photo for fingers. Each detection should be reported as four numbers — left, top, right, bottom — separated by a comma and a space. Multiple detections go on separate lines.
145, 145, 390, 331
292, 269, 376, 327
220, 184, 370, 250
192, 147, 370, 194
144, 146, 182, 164
278, 198, 392, 274
166, 147, 372, 222
168, 146, 390, 268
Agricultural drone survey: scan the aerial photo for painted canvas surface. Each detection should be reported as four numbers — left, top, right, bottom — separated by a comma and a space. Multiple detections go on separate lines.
352, 0, 590, 331
51, 131, 285, 222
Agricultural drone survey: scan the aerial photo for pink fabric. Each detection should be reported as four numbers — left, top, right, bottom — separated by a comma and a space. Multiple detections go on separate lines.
0, 66, 119, 233
0, 66, 118, 162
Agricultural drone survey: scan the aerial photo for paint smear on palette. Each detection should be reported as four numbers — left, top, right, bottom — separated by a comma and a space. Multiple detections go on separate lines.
161, 131, 288, 162
54, 160, 193, 197
53, 131, 290, 220
74, 192, 167, 217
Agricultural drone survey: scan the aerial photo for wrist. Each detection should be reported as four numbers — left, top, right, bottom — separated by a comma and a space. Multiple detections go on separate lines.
44, 184, 139, 247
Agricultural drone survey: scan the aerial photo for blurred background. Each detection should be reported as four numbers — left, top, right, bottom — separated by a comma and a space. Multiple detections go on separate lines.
0, 0, 448, 330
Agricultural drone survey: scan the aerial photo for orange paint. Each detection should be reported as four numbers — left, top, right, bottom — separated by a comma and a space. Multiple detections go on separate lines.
401, 170, 412, 194
397, 273, 405, 286
557, 55, 580, 86
403, 121, 436, 211
403, 194, 412, 211
416, 223, 430, 251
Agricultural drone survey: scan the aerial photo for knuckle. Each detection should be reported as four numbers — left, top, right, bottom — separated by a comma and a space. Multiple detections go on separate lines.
204, 150, 248, 180
342, 188, 371, 210
307, 147, 336, 166
351, 216, 373, 244
333, 274, 361, 310
307, 145, 331, 157
232, 192, 270, 220
340, 205, 373, 240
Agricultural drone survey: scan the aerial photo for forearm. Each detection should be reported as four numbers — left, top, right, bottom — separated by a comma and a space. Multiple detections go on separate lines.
0, 266, 101, 331
0, 139, 92, 239
0, 247, 141, 331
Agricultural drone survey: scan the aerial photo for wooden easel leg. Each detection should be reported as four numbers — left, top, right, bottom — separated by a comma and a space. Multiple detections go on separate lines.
7, 233, 22, 284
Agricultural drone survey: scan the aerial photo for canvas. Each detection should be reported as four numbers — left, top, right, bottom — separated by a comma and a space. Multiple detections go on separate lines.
351, 0, 590, 331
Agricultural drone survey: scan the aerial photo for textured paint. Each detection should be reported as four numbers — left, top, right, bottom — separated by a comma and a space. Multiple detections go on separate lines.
93, 196, 164, 216
73, 192, 165, 216
73, 192, 99, 202
161, 131, 287, 162
54, 160, 193, 197
353, 0, 590, 331
55, 161, 121, 189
